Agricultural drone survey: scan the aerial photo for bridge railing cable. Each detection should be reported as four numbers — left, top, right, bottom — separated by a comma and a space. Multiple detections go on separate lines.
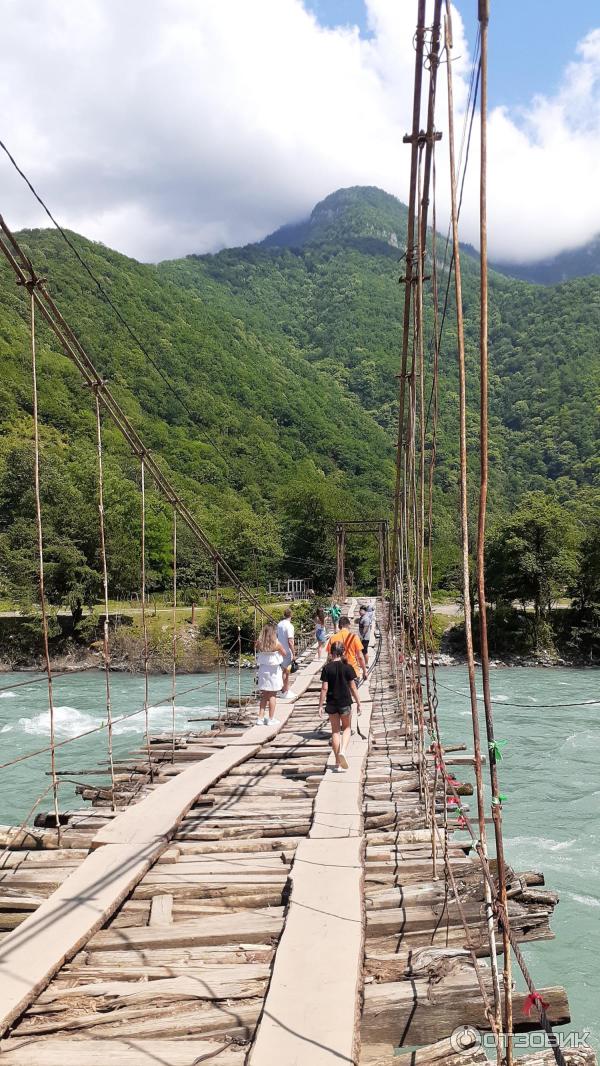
383, 4, 570, 1065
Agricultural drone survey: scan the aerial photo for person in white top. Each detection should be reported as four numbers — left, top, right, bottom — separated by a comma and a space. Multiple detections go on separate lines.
255, 624, 287, 726
276, 608, 295, 699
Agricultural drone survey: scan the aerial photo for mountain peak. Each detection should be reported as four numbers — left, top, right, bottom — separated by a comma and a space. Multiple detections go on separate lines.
260, 185, 408, 250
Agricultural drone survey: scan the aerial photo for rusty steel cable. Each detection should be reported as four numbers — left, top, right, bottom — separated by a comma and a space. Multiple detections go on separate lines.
93, 389, 117, 810
444, 1, 503, 1041
391, 0, 427, 587
171, 508, 178, 763
476, 5, 514, 1055
140, 458, 153, 780
27, 284, 62, 845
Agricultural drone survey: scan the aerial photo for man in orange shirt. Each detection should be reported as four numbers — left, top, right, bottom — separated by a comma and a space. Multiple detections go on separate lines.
326, 615, 367, 682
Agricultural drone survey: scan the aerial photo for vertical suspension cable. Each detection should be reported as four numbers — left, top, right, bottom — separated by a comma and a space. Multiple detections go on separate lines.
444, 3, 503, 1044
391, 0, 427, 585
253, 603, 258, 704
414, 146, 431, 824
476, 2, 514, 1056
171, 507, 177, 762
94, 389, 116, 810
28, 284, 61, 843
140, 458, 153, 779
215, 562, 222, 719
237, 590, 242, 713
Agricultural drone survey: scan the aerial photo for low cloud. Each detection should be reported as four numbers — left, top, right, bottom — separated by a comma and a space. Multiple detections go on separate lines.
0, 1, 598, 263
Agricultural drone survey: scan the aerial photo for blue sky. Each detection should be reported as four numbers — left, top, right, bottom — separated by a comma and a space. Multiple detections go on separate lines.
306, 0, 600, 109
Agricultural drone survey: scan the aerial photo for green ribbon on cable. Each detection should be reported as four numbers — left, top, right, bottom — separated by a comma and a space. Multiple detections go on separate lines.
489, 739, 507, 762
492, 794, 507, 805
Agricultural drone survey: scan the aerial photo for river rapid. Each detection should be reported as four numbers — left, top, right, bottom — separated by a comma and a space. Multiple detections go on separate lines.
434, 665, 600, 1054
0, 664, 597, 1049
0, 669, 253, 825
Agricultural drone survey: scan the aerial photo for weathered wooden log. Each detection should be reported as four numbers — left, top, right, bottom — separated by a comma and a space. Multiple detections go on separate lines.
0, 827, 93, 851
35, 969, 270, 1005
361, 980, 569, 1046
13, 998, 263, 1039
88, 909, 285, 951
367, 945, 479, 979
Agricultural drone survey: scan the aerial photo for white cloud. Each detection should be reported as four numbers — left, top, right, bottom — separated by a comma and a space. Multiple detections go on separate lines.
481, 27, 600, 261
0, 0, 598, 263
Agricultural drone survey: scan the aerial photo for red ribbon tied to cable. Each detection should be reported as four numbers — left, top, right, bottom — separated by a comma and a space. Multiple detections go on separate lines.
523, 992, 549, 1017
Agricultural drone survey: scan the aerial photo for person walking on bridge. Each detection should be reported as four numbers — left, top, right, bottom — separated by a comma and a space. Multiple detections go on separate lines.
277, 607, 296, 699
326, 615, 367, 683
327, 602, 341, 632
314, 607, 327, 658
358, 604, 373, 665
318, 641, 361, 771
255, 624, 287, 726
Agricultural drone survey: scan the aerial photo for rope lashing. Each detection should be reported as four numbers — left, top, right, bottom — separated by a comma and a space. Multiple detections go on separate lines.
523, 992, 550, 1017
489, 739, 507, 761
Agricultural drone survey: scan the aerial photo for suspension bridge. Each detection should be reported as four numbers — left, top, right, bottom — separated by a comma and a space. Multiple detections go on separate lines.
0, 1, 594, 1065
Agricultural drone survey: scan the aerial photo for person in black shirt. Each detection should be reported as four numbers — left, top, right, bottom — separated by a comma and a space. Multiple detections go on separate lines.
318, 641, 361, 772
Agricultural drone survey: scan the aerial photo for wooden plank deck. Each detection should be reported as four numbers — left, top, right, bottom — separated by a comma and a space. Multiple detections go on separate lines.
0, 601, 587, 1066
0, 631, 326, 1047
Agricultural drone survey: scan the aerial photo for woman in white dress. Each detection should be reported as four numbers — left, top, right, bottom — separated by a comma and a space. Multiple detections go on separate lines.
255, 624, 287, 726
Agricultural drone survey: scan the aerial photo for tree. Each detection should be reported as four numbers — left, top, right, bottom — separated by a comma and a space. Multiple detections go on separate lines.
486, 493, 579, 646
568, 517, 600, 659
279, 472, 349, 592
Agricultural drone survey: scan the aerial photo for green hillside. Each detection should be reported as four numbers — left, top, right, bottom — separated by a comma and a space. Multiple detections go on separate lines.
161, 186, 600, 563
0, 186, 599, 619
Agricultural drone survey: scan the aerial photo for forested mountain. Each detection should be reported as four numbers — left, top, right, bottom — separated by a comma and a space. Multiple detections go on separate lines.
0, 185, 598, 611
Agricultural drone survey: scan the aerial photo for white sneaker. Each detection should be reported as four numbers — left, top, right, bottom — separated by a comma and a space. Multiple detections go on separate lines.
281, 691, 295, 700
269, 717, 281, 727
257, 716, 266, 726
338, 750, 349, 770
335, 764, 347, 773
263, 715, 270, 726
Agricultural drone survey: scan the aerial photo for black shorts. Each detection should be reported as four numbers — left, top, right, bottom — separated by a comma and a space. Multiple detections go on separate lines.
361, 638, 369, 656
326, 705, 352, 717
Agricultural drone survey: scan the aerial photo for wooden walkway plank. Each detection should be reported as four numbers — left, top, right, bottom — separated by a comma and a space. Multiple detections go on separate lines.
0, 1037, 247, 1065
249, 616, 375, 1065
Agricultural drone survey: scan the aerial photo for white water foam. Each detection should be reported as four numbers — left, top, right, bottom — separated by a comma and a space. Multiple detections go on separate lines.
13, 706, 99, 736
505, 835, 576, 852
1, 702, 219, 738
568, 892, 600, 909
0, 691, 16, 698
